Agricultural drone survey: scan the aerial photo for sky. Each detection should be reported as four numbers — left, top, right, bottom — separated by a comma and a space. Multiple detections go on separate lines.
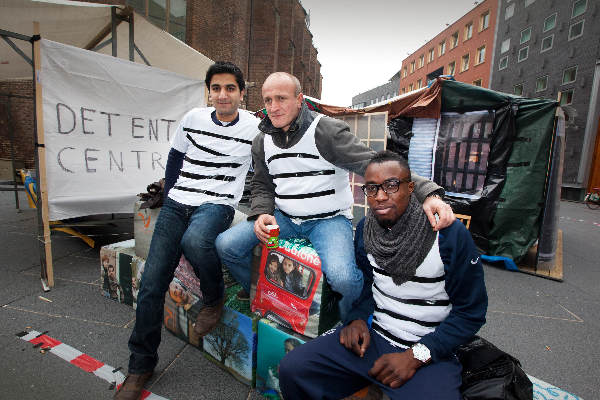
299, 0, 485, 106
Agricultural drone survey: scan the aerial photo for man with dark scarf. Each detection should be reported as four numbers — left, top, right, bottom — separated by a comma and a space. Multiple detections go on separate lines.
278, 151, 487, 400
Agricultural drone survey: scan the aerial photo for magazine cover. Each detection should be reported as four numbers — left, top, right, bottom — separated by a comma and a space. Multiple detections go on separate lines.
251, 239, 340, 338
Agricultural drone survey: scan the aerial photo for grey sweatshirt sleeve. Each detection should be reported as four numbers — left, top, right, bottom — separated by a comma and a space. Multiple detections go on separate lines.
248, 133, 276, 220
314, 116, 444, 202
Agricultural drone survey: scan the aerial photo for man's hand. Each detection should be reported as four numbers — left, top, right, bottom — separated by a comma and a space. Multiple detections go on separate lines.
368, 349, 424, 388
254, 214, 277, 243
423, 195, 455, 231
339, 320, 370, 357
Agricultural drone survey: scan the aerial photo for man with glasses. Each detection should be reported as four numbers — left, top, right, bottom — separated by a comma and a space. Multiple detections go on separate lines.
279, 151, 487, 400
216, 72, 455, 322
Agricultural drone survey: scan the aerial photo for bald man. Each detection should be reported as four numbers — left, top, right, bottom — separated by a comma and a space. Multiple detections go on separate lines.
216, 72, 454, 321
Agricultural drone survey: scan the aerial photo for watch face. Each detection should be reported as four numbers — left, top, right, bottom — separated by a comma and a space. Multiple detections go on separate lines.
412, 343, 431, 362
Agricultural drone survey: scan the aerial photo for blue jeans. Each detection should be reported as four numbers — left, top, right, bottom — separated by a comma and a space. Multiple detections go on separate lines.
215, 209, 363, 320
127, 198, 234, 374
279, 327, 462, 400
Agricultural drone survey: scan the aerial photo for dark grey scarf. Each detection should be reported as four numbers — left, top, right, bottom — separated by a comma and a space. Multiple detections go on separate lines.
364, 195, 437, 285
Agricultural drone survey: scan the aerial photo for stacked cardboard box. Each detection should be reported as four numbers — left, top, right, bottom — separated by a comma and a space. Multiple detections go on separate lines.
100, 239, 145, 309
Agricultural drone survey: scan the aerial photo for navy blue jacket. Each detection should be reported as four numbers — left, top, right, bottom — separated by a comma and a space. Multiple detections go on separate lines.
347, 218, 488, 362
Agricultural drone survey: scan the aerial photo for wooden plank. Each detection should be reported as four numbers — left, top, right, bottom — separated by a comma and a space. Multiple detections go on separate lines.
33, 22, 54, 288
518, 230, 563, 281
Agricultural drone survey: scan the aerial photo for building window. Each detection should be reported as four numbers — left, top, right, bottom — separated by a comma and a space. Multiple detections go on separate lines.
403, 66, 408, 78
402, 88, 406, 94
562, 66, 578, 84
461, 54, 470, 72
518, 46, 529, 62
409, 83, 414, 91
428, 48, 435, 63
543, 13, 557, 32
464, 22, 473, 41
514, 84, 523, 96
439, 40, 446, 56
419, 54, 425, 68
476, 46, 486, 64
560, 89, 574, 105
480, 11, 490, 31
473, 79, 482, 87
501, 38, 511, 54
535, 75, 548, 92
569, 20, 585, 40
448, 61, 456, 75
410, 61, 415, 73
499, 56, 508, 70
520, 27, 532, 44
572, 0, 587, 18
451, 31, 459, 48
525, 0, 535, 7
417, 79, 423, 89
541, 35, 554, 52
505, 3, 515, 20
131, 0, 187, 42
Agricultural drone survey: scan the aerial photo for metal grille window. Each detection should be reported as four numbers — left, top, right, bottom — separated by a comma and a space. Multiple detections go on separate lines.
434, 111, 494, 199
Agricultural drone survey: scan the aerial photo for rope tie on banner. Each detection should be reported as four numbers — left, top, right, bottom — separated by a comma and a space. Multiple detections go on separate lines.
30, 34, 41, 43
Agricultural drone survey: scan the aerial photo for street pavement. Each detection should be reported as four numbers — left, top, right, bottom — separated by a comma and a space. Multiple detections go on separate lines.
1, 190, 598, 399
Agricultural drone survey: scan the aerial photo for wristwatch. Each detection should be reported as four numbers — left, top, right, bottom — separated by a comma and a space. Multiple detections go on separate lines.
411, 343, 432, 364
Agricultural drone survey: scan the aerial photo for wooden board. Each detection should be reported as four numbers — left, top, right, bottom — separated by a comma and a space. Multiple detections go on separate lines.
518, 230, 563, 281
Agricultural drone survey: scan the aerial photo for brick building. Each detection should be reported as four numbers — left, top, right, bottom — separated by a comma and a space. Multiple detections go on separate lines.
134, 0, 322, 111
399, 0, 498, 93
490, 0, 600, 199
0, 0, 322, 169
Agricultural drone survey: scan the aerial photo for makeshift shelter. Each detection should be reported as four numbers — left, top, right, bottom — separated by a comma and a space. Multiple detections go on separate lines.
301, 78, 564, 280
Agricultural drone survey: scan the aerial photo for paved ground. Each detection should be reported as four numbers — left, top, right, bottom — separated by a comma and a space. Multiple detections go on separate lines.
1, 190, 598, 399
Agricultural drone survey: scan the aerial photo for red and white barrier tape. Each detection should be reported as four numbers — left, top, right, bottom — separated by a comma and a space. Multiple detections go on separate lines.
16, 330, 167, 400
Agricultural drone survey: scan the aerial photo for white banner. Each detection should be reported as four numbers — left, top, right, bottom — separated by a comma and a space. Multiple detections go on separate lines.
41, 39, 205, 220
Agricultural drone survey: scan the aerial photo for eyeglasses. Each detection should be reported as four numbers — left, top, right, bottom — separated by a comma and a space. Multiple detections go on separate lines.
361, 178, 411, 197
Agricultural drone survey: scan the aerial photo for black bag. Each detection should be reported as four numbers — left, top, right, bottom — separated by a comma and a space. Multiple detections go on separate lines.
456, 336, 533, 400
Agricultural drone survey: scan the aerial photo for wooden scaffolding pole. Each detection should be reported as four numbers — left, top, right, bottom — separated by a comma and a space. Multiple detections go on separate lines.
32, 22, 54, 288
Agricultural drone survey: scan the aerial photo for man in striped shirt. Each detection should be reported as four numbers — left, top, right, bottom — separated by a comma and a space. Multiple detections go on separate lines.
278, 151, 487, 400
115, 62, 259, 400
